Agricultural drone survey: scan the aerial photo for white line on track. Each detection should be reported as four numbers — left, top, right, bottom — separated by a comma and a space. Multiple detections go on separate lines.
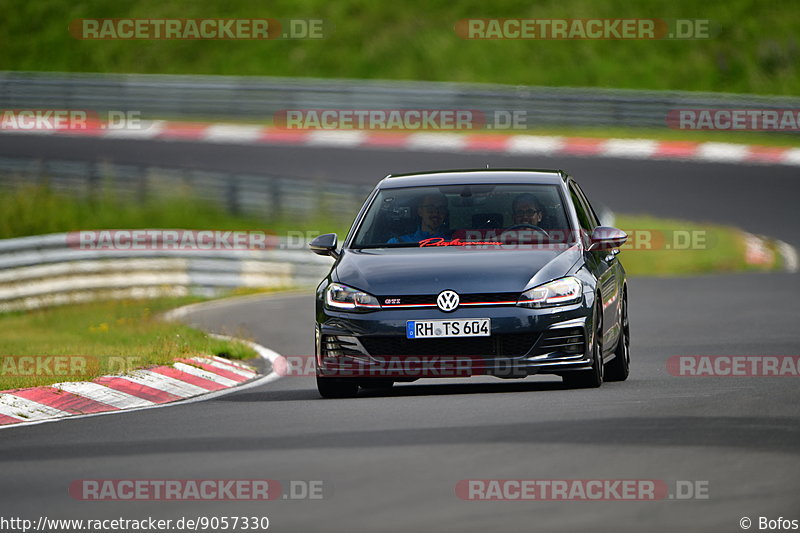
306, 130, 368, 147
781, 148, 800, 166
506, 135, 564, 154
696, 142, 750, 162
601, 138, 659, 158
405, 132, 467, 151
202, 124, 265, 143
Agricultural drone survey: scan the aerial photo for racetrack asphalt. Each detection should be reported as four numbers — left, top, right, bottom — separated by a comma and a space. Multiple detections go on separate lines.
0, 135, 798, 532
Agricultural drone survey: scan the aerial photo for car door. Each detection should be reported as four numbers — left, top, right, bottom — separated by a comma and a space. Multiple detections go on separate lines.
568, 180, 621, 356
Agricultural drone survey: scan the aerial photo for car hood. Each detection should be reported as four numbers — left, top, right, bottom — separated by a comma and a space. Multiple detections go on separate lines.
333, 244, 582, 296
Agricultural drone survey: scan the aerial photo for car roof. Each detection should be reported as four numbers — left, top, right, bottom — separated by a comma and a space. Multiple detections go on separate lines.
378, 169, 568, 189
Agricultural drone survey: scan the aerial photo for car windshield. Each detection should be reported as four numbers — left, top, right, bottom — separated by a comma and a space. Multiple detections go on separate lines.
350, 183, 575, 249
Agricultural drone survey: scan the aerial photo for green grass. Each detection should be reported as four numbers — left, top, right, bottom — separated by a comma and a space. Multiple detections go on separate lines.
615, 214, 781, 276
0, 0, 798, 95
0, 297, 258, 390
0, 183, 353, 240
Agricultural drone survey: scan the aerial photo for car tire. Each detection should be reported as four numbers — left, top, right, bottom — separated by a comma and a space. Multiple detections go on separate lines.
563, 303, 603, 389
316, 376, 359, 398
605, 289, 630, 382
358, 379, 394, 390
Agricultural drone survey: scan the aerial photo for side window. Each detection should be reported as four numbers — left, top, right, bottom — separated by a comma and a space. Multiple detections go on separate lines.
568, 182, 594, 232
573, 182, 600, 228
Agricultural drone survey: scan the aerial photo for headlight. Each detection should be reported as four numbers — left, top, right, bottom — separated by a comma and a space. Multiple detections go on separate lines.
517, 276, 583, 308
325, 282, 381, 312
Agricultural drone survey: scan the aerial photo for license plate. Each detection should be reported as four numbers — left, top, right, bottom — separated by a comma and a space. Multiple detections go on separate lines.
406, 318, 491, 339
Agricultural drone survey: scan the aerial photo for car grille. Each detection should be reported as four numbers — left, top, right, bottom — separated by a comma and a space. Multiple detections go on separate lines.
360, 333, 538, 357
379, 292, 520, 307
531, 327, 585, 356
325, 327, 584, 359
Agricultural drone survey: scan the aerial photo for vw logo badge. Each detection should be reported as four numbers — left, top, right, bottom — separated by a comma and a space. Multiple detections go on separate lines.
436, 290, 460, 312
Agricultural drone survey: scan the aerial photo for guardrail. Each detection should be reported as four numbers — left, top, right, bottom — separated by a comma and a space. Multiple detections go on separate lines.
2, 71, 800, 130
0, 232, 333, 312
0, 156, 373, 223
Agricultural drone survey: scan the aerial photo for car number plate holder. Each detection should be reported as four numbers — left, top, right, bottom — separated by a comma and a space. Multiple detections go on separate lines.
406, 318, 491, 339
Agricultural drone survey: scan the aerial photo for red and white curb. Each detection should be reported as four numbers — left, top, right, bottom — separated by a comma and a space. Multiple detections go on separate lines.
0, 336, 281, 429
4, 120, 800, 166
744, 233, 799, 273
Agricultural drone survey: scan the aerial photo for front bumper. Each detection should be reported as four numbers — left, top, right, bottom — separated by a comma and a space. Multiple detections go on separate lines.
316, 303, 593, 379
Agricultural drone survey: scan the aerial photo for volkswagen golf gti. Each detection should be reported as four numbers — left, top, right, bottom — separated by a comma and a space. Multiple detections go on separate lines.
310, 169, 630, 398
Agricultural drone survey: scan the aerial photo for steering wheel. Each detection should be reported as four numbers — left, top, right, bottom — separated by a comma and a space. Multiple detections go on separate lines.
501, 224, 550, 239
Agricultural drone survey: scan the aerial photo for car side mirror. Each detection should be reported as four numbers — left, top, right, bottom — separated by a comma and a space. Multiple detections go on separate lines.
588, 226, 627, 251
309, 233, 339, 258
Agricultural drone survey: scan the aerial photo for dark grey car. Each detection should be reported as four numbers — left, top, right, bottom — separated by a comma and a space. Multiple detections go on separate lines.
310, 170, 630, 398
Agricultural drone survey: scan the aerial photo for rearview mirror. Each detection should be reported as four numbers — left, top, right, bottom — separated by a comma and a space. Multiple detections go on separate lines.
588, 226, 627, 251
309, 233, 339, 258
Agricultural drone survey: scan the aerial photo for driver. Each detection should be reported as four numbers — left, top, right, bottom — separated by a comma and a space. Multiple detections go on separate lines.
388, 193, 451, 243
511, 193, 544, 227
500, 193, 551, 245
